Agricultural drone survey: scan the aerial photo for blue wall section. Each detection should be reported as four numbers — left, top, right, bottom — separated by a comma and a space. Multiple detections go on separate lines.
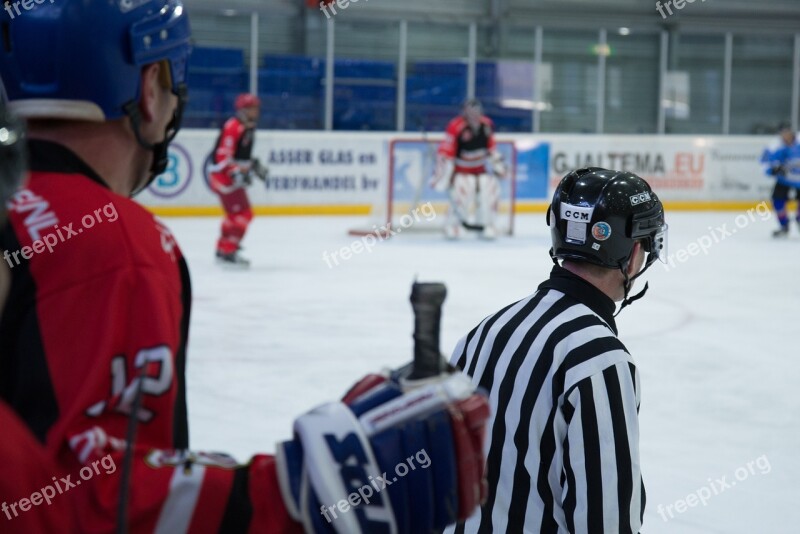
183, 48, 534, 132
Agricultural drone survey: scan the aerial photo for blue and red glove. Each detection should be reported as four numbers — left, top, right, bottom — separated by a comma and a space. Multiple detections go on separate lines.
275, 366, 489, 534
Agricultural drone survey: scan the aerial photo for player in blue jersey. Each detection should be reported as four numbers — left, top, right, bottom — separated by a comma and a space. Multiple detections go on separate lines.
762, 123, 800, 237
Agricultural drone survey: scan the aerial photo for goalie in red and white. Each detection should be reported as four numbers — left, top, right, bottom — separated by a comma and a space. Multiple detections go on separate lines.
431, 99, 508, 240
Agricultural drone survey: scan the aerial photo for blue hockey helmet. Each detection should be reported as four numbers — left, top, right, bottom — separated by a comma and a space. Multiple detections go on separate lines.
0, 0, 191, 122
0, 0, 190, 190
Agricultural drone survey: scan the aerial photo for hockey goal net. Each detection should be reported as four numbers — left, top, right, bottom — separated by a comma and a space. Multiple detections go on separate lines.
349, 138, 517, 237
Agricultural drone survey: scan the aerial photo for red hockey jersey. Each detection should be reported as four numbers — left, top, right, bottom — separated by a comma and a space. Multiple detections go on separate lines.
438, 115, 497, 175
0, 140, 300, 533
0, 402, 78, 533
209, 117, 256, 193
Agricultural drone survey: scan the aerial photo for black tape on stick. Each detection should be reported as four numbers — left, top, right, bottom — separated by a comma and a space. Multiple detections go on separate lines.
409, 282, 447, 380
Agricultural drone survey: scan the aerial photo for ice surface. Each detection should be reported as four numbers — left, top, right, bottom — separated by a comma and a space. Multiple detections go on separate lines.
165, 210, 800, 533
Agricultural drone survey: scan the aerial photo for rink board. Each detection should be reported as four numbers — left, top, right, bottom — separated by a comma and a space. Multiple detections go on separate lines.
137, 130, 778, 215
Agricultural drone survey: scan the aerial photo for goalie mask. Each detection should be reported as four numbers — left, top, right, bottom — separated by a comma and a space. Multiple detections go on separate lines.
547, 168, 667, 312
462, 98, 483, 129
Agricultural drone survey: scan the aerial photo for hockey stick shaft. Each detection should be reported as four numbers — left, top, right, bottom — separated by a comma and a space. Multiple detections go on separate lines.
409, 282, 447, 379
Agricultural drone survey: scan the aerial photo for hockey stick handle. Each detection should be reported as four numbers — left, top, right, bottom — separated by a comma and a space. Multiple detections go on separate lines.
409, 282, 447, 380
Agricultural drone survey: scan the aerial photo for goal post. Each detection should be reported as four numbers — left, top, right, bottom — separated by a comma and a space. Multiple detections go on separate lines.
349, 138, 517, 237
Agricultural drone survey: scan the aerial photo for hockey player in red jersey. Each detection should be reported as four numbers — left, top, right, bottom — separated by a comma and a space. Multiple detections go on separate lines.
0, 1, 490, 533
0, 101, 80, 533
209, 93, 266, 268
431, 99, 507, 240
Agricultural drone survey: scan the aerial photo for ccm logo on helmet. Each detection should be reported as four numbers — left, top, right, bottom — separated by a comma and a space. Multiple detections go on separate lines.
560, 204, 594, 222
630, 192, 652, 206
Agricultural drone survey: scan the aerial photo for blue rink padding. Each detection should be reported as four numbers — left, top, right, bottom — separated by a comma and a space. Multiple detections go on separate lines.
514, 141, 550, 200
185, 50, 547, 131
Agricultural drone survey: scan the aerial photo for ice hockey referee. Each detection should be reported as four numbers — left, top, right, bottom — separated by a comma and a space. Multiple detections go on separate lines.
448, 168, 667, 533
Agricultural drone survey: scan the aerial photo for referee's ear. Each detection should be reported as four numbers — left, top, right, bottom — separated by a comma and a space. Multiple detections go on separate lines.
626, 241, 646, 277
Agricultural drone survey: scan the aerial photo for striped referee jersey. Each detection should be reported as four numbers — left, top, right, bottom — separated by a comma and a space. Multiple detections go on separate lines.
447, 265, 645, 533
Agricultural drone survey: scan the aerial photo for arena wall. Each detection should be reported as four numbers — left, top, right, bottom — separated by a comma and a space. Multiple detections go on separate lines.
137, 129, 775, 216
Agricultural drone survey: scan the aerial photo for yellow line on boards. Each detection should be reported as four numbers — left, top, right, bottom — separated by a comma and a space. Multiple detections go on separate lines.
146, 205, 373, 217
147, 201, 781, 217
514, 200, 780, 213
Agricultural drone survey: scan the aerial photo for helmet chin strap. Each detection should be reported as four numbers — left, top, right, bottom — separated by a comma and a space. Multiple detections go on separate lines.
123, 85, 187, 197
550, 247, 653, 317
615, 260, 654, 317
548, 247, 559, 266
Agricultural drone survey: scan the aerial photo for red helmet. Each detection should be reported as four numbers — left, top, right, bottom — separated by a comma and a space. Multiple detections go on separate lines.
235, 93, 261, 110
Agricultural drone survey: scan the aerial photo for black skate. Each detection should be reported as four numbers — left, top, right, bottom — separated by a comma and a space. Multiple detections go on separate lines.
216, 249, 251, 269
773, 226, 789, 238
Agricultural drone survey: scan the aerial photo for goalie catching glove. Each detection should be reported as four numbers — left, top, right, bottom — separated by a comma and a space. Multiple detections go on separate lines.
489, 150, 507, 179
275, 365, 489, 533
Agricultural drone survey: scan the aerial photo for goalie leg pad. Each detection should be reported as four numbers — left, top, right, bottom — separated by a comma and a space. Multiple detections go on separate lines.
449, 174, 478, 226
476, 174, 499, 228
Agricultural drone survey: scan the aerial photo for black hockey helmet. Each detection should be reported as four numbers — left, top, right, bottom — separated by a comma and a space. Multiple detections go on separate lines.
548, 168, 667, 308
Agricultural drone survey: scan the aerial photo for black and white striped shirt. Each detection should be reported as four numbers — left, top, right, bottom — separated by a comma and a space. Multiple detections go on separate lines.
447, 266, 645, 534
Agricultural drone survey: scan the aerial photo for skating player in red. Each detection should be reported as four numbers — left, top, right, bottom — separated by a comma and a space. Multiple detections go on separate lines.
431, 99, 507, 240
0, 1, 490, 533
209, 93, 265, 268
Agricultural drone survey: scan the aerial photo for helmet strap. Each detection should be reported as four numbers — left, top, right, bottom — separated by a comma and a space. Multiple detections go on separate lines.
614, 260, 654, 317
123, 84, 187, 196
548, 247, 559, 266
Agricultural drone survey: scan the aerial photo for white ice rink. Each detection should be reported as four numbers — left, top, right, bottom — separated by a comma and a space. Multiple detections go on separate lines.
166, 210, 800, 533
